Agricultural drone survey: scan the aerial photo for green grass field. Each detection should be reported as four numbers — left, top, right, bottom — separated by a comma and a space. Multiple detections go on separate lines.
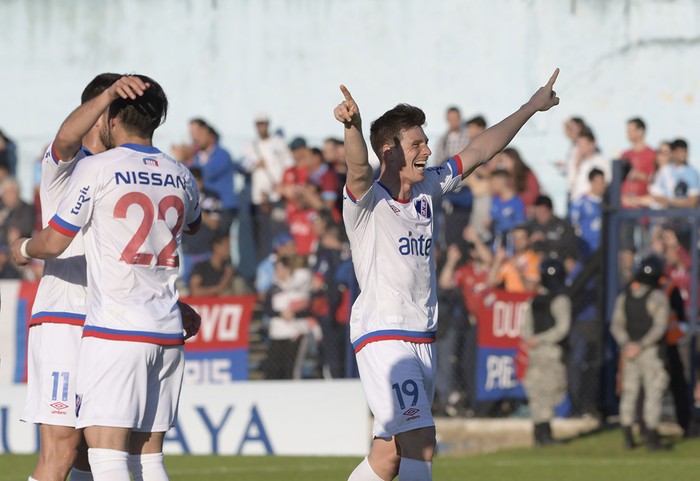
1, 430, 698, 481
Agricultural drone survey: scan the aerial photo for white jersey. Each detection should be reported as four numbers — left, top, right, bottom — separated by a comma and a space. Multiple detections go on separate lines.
51, 144, 201, 345
30, 143, 93, 327
343, 156, 464, 353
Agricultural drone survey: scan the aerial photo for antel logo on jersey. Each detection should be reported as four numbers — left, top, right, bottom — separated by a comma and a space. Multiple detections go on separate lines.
50, 402, 69, 415
70, 186, 91, 215
414, 198, 431, 219
398, 231, 432, 257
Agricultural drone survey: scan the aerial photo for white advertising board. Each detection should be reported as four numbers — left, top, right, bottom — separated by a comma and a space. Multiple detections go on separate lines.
0, 380, 370, 456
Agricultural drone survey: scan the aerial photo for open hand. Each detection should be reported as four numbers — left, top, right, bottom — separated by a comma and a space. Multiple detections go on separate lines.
334, 85, 361, 127
527, 68, 560, 112
107, 75, 150, 101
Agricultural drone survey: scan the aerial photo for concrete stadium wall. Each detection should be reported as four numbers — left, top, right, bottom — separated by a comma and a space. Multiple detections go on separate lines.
2, 0, 700, 214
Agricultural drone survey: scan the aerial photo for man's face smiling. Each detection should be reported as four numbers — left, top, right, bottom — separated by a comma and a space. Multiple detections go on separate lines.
392, 125, 431, 184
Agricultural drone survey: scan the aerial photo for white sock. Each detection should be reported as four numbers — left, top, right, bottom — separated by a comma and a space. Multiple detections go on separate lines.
128, 453, 169, 481
87, 448, 130, 481
348, 456, 384, 481
398, 458, 432, 481
70, 468, 94, 480
28, 477, 39, 481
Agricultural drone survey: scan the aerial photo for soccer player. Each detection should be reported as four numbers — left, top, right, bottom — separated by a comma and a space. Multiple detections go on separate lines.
14, 74, 201, 481
21, 72, 120, 481
334, 70, 560, 481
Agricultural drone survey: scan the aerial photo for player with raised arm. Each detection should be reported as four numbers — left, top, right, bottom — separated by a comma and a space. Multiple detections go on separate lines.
20, 72, 126, 481
334, 70, 560, 481
13, 75, 201, 481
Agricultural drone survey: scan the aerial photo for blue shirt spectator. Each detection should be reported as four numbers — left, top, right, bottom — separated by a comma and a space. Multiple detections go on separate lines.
570, 194, 602, 258
489, 169, 526, 240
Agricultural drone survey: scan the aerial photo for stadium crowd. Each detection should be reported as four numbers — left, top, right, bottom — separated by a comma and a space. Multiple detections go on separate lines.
1, 108, 698, 429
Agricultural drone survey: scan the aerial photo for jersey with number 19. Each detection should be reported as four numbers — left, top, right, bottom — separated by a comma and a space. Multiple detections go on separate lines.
51, 144, 201, 345
343, 156, 464, 353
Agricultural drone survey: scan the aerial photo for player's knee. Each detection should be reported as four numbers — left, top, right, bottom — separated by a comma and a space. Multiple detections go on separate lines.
396, 426, 436, 461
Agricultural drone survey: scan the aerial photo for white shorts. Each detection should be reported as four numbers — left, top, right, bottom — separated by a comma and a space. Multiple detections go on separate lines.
355, 340, 436, 439
75, 337, 184, 432
21, 323, 83, 427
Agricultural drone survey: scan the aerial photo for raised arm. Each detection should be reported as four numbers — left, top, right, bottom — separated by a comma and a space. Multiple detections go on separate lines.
53, 76, 150, 161
457, 69, 560, 179
334, 85, 373, 198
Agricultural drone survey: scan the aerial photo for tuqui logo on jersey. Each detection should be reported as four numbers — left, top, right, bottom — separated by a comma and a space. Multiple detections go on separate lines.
143, 157, 159, 167
398, 231, 432, 257
414, 198, 431, 219
70, 186, 91, 215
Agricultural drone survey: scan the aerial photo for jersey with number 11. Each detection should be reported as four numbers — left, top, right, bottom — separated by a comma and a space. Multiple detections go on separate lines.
51, 144, 201, 345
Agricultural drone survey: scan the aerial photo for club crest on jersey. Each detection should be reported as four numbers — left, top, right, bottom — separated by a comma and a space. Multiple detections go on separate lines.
414, 198, 431, 219
143, 157, 159, 167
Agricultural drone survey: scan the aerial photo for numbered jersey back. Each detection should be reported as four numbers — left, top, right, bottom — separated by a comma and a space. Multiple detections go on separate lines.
51, 144, 201, 344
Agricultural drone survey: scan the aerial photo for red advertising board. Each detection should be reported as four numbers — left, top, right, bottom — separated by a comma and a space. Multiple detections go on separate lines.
475, 289, 534, 349
181, 295, 256, 352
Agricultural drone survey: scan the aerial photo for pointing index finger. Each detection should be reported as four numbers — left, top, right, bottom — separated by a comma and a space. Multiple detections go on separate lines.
546, 68, 560, 88
339, 84, 354, 102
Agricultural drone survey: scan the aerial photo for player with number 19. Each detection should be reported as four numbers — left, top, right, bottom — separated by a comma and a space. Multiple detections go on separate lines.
14, 75, 201, 481
334, 70, 560, 481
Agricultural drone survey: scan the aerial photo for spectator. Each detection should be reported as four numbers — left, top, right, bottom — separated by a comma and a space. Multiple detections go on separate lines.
620, 118, 656, 208
301, 147, 341, 217
256, 232, 297, 300
431, 106, 470, 166
464, 114, 487, 141
263, 256, 317, 380
243, 115, 295, 261
527, 195, 579, 261
180, 166, 222, 286
0, 129, 18, 176
568, 128, 610, 203
648, 138, 700, 209
488, 225, 540, 293
570, 168, 605, 259
434, 242, 470, 417
310, 223, 350, 378
0, 178, 35, 247
555, 116, 586, 178
190, 118, 240, 233
489, 169, 526, 243
654, 141, 672, 172
189, 233, 251, 297
464, 116, 491, 241
494, 147, 541, 213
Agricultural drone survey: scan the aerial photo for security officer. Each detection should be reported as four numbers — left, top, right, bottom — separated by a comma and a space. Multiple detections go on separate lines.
521, 258, 571, 446
611, 255, 670, 450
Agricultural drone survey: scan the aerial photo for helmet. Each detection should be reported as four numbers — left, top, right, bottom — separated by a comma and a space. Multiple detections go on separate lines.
634, 255, 664, 286
539, 258, 566, 291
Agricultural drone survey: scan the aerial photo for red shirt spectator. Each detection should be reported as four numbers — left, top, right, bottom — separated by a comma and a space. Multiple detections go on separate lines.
620, 118, 656, 208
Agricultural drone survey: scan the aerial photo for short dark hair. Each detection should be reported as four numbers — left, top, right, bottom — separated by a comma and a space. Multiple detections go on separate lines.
588, 167, 604, 182
671, 138, 688, 151
628, 117, 646, 131
466, 115, 487, 129
324, 137, 344, 147
534, 195, 553, 210
447, 106, 461, 115
190, 118, 208, 128
512, 224, 530, 235
578, 127, 596, 143
108, 75, 168, 138
369, 104, 426, 160
569, 117, 586, 129
81, 73, 121, 104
